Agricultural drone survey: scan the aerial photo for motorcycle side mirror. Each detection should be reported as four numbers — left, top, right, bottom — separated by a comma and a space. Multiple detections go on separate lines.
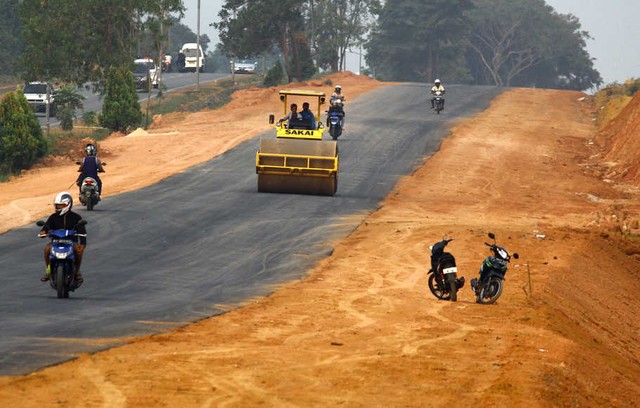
488, 232, 495, 240
102, 162, 107, 166
75, 161, 82, 165
513, 253, 519, 259
268, 114, 274, 124
36, 220, 45, 227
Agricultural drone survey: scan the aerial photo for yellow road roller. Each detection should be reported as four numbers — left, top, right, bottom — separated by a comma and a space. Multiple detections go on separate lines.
256, 89, 338, 196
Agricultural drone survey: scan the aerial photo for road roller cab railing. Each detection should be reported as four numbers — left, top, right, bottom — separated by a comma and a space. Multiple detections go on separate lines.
256, 89, 339, 196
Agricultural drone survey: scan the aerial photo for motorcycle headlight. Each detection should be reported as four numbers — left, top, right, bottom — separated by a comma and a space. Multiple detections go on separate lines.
52, 249, 69, 259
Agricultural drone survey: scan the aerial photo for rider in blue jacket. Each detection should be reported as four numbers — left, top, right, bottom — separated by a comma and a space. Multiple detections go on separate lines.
76, 143, 105, 198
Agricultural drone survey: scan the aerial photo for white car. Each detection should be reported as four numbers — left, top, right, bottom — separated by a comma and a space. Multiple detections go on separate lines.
133, 58, 159, 91
23, 82, 57, 117
234, 60, 258, 74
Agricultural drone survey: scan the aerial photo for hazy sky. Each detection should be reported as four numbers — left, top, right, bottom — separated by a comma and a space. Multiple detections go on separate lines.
182, 0, 640, 85
545, 0, 640, 85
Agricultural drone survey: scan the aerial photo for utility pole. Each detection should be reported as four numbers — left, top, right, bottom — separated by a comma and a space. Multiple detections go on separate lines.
158, 7, 164, 94
196, 0, 201, 92
45, 84, 51, 137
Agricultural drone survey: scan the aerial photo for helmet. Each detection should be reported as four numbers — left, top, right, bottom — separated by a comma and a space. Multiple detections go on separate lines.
54, 192, 73, 216
335, 85, 342, 91
434, 79, 441, 85
85, 143, 97, 156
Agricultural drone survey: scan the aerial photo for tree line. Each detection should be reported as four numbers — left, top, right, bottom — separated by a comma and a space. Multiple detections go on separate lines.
215, 0, 601, 90
366, 0, 602, 90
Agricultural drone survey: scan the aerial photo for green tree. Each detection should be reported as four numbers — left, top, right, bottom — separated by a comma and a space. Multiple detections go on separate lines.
100, 66, 142, 133
215, 0, 313, 82
0, 91, 47, 175
55, 85, 86, 131
366, 0, 474, 82
19, 0, 184, 85
0, 0, 23, 75
307, 0, 378, 72
466, 0, 601, 89
162, 16, 211, 57
264, 60, 285, 87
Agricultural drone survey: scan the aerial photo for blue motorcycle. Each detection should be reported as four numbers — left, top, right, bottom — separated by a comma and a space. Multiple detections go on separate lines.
327, 111, 343, 140
37, 220, 87, 298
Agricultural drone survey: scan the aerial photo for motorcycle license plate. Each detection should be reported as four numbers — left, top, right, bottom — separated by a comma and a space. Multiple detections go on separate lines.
443, 267, 457, 274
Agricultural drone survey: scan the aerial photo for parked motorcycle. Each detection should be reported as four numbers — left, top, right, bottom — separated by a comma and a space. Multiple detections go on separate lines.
432, 90, 445, 114
36, 219, 87, 298
76, 161, 106, 211
427, 237, 465, 301
471, 232, 519, 304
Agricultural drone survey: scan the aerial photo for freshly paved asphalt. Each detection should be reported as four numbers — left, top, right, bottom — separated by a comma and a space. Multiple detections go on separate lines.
0, 83, 502, 375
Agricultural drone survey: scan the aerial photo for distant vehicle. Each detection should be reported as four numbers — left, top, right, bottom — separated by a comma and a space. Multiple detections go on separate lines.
22, 82, 57, 117
234, 60, 258, 74
179, 43, 205, 73
133, 58, 159, 92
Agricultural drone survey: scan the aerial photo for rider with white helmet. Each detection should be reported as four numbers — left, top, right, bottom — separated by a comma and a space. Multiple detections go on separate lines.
38, 192, 87, 283
331, 85, 345, 102
430, 79, 445, 109
330, 85, 346, 129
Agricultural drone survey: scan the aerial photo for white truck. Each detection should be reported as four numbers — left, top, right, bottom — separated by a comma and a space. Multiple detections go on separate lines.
178, 43, 205, 73
23, 82, 57, 117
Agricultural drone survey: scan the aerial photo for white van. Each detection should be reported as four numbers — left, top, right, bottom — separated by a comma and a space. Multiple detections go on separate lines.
179, 43, 205, 73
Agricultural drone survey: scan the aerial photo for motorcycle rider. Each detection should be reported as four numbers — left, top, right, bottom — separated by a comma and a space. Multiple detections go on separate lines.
278, 103, 303, 128
430, 79, 445, 110
331, 85, 346, 103
76, 143, 105, 199
300, 102, 316, 130
176, 51, 186, 71
38, 192, 86, 283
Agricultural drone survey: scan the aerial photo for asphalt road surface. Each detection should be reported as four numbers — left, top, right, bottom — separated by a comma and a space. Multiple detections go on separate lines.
1, 84, 503, 375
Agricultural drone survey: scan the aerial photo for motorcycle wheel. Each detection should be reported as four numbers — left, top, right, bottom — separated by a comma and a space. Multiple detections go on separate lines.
477, 277, 503, 305
329, 126, 337, 140
446, 274, 458, 302
428, 274, 451, 300
55, 264, 66, 299
87, 196, 94, 211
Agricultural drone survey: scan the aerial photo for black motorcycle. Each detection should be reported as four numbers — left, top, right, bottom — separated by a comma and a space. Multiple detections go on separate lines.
432, 90, 445, 114
37, 219, 87, 298
471, 232, 519, 304
427, 238, 465, 302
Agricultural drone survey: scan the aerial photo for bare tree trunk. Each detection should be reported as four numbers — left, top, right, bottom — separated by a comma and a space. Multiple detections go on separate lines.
282, 24, 292, 83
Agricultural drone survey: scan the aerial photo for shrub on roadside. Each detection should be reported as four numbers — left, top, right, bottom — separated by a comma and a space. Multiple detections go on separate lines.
100, 66, 142, 132
263, 61, 284, 87
0, 91, 47, 176
55, 84, 86, 131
